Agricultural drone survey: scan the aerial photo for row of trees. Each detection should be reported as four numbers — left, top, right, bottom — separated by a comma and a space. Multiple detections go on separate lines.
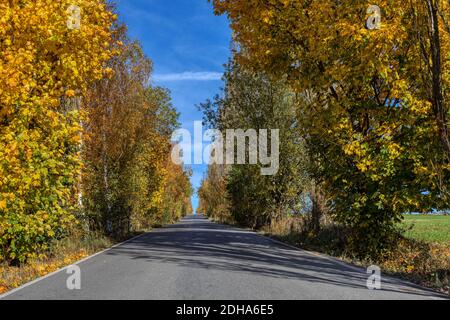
0, 1, 192, 264
198, 62, 308, 229
199, 0, 450, 258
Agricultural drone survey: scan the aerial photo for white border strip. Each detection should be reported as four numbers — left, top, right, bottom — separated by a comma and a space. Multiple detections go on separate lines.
0, 233, 148, 299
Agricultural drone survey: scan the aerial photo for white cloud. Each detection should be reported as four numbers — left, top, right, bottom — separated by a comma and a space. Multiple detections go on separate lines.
153, 71, 222, 82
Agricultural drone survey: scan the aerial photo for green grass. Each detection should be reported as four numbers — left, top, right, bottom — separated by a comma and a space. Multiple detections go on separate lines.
402, 214, 450, 244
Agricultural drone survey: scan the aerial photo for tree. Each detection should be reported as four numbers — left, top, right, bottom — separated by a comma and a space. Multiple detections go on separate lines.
212, 0, 450, 257
82, 28, 191, 236
198, 164, 230, 221
0, 0, 117, 263
198, 61, 309, 229
160, 154, 193, 224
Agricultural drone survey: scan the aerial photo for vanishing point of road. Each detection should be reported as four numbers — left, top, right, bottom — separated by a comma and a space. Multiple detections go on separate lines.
1, 215, 446, 300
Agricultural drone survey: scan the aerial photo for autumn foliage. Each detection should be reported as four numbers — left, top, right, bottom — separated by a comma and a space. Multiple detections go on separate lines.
206, 0, 450, 258
0, 1, 192, 264
82, 33, 192, 235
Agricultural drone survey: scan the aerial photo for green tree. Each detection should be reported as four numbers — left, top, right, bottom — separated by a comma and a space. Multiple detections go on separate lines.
199, 61, 309, 229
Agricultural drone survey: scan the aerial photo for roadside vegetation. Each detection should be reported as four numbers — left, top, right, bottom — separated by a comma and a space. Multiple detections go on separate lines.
259, 215, 450, 295
0, 1, 192, 293
199, 0, 450, 294
0, 229, 113, 294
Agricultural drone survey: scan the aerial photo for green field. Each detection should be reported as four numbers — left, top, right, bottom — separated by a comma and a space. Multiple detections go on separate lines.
402, 214, 450, 244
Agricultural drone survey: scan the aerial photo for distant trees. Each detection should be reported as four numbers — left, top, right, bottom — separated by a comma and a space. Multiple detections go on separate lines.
206, 0, 450, 258
197, 164, 229, 221
160, 156, 193, 224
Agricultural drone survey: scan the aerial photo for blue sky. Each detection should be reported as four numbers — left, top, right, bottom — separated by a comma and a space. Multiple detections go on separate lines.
115, 0, 231, 212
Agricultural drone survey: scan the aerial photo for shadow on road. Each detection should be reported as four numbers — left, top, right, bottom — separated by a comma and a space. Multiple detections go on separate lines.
105, 215, 442, 299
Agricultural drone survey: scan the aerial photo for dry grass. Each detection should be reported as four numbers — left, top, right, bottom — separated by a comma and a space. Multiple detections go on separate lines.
380, 239, 450, 293
0, 231, 114, 294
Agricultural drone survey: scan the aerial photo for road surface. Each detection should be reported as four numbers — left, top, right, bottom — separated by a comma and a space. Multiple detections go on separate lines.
1, 215, 446, 300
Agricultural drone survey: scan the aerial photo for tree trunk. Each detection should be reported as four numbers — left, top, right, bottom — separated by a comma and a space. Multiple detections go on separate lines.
310, 184, 325, 233
427, 0, 450, 161
102, 114, 112, 234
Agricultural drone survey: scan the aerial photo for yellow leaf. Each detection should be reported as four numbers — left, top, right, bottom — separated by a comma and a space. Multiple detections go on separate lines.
65, 90, 76, 97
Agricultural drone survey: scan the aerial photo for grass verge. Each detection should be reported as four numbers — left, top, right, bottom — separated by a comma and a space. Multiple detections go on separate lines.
402, 214, 450, 243
259, 215, 450, 296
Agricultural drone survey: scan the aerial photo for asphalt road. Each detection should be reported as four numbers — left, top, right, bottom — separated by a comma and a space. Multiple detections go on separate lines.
1, 215, 446, 300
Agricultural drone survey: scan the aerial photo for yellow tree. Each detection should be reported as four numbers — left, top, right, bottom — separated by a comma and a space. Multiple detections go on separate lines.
0, 0, 117, 263
212, 0, 450, 256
